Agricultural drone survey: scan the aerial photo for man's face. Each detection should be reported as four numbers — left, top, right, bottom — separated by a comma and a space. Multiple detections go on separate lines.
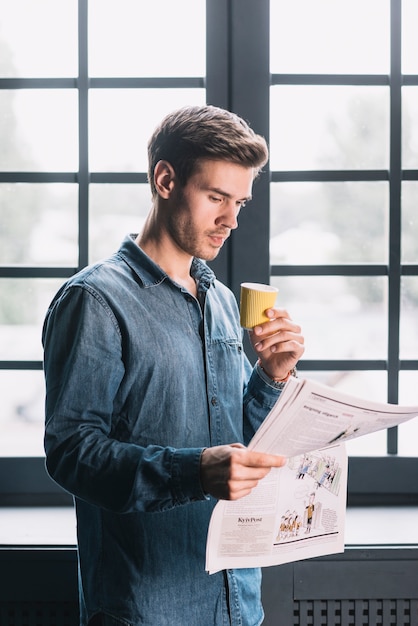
166, 159, 254, 261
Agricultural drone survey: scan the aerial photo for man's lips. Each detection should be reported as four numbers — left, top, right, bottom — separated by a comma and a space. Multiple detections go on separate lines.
208, 232, 229, 246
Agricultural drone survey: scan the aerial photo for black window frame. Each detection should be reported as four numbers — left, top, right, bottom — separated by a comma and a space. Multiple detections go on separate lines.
267, 0, 418, 505
1, 0, 417, 507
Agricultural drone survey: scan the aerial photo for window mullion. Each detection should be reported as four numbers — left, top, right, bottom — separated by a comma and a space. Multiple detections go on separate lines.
205, 0, 232, 286
387, 0, 402, 453
78, 0, 89, 269
228, 0, 270, 300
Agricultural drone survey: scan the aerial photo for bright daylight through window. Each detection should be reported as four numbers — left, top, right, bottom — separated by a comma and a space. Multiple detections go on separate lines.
0, 0, 205, 456
1, 0, 418, 475
269, 0, 418, 457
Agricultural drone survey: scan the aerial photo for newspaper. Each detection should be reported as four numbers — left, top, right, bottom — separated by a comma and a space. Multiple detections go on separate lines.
205, 377, 418, 574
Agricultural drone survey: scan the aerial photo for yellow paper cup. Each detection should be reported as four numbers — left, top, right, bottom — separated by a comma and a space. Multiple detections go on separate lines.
239, 283, 279, 329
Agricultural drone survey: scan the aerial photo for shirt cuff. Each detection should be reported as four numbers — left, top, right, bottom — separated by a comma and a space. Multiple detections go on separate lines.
171, 447, 210, 504
255, 361, 289, 390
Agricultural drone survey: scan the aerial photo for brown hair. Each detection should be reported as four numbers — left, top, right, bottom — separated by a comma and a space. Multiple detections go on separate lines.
147, 105, 269, 196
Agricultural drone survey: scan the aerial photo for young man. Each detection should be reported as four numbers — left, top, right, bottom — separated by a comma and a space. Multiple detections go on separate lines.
43, 105, 304, 626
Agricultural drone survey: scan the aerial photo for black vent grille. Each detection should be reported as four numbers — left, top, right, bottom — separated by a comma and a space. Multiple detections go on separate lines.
292, 599, 418, 626
0, 602, 78, 626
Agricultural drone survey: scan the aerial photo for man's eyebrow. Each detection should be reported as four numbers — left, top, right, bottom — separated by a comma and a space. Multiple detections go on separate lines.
208, 186, 252, 202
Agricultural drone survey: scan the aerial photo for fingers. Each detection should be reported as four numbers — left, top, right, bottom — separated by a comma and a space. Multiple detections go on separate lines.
257, 334, 305, 359
239, 449, 287, 470
200, 445, 286, 501
252, 308, 302, 343
249, 308, 305, 368
227, 477, 268, 500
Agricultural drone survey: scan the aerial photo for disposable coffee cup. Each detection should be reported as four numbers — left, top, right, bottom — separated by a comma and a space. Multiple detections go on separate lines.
239, 282, 279, 329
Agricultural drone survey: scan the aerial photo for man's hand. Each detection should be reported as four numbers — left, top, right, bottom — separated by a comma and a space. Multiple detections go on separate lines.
249, 307, 305, 381
200, 443, 286, 501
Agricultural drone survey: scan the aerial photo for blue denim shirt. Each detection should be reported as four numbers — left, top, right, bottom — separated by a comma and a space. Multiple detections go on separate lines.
43, 235, 283, 626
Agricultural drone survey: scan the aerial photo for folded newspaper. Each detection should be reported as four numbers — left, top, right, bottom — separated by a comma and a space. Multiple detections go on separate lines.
205, 376, 418, 574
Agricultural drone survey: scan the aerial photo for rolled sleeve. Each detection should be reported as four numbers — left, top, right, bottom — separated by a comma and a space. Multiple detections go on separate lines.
242, 363, 285, 442
171, 447, 210, 503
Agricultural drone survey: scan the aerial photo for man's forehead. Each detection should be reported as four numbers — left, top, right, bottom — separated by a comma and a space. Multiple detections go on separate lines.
194, 158, 254, 175
193, 159, 255, 193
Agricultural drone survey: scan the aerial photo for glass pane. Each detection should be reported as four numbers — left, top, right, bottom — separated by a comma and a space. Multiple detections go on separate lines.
398, 372, 418, 457
89, 89, 206, 171
0, 90, 78, 171
89, 0, 205, 77
0, 0, 77, 78
0, 184, 78, 266
270, 86, 389, 171
401, 182, 418, 263
301, 370, 388, 457
402, 0, 418, 74
270, 0, 390, 75
270, 276, 387, 360
402, 88, 418, 169
89, 184, 152, 263
270, 182, 388, 264
0, 279, 64, 361
346, 428, 387, 457
0, 370, 45, 456
400, 277, 418, 360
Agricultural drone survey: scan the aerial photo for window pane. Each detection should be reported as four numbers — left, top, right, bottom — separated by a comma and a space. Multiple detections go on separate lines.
0, 184, 78, 266
270, 276, 387, 360
270, 182, 388, 264
270, 0, 389, 75
270, 86, 389, 171
0, 90, 78, 171
0, 0, 77, 78
89, 184, 151, 263
89, 89, 206, 171
0, 279, 63, 361
401, 182, 418, 263
402, 88, 418, 169
89, 0, 205, 77
402, 0, 418, 74
398, 372, 418, 457
346, 427, 387, 457
0, 370, 44, 457
400, 277, 418, 360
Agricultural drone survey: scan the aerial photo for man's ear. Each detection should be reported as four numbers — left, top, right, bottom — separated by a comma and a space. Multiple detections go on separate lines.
154, 160, 176, 199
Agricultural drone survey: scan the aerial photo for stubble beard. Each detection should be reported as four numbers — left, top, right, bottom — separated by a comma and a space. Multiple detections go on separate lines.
167, 209, 223, 262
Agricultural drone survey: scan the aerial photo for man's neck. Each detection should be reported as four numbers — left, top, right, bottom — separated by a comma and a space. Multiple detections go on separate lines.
135, 232, 197, 297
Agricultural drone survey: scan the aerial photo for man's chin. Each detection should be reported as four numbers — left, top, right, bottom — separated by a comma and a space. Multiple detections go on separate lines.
201, 247, 222, 262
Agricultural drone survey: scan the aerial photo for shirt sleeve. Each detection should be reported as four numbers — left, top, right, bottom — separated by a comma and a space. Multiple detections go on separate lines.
242, 358, 284, 444
43, 284, 208, 514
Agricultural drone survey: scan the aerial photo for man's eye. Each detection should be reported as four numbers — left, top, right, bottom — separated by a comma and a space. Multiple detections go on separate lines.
210, 196, 222, 203
238, 201, 247, 209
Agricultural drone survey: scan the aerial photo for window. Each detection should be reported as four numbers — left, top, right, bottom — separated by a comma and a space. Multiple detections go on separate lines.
0, 0, 206, 461
268, 0, 418, 502
1, 0, 417, 505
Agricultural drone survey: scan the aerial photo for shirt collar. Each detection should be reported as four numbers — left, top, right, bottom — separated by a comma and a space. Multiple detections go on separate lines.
117, 234, 216, 290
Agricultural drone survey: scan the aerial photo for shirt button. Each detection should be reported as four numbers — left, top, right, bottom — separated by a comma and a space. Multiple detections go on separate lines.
211, 397, 217, 406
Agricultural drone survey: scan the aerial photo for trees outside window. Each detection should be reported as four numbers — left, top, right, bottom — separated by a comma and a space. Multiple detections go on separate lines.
1, 0, 417, 505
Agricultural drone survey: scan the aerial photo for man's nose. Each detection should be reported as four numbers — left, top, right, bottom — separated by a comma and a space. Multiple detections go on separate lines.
217, 201, 239, 230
